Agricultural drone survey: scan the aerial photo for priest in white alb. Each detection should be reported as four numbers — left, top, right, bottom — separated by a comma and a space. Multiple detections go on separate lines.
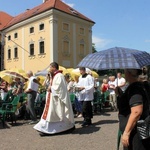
34, 62, 75, 135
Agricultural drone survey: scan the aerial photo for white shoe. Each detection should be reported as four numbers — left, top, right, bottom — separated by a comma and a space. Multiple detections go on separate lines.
77, 114, 83, 118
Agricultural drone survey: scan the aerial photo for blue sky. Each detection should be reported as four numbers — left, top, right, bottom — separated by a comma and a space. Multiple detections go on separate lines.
1, 0, 150, 52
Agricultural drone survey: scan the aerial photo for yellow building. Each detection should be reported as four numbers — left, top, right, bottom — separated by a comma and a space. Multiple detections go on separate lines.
0, 0, 95, 73
0, 11, 13, 71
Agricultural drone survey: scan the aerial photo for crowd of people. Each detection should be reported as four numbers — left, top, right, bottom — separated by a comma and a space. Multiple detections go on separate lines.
0, 63, 97, 131
0, 67, 144, 117
100, 72, 126, 112
0, 70, 41, 124
0, 63, 150, 149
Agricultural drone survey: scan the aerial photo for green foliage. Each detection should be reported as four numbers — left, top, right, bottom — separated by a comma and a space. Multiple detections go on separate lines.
97, 69, 125, 77
92, 43, 97, 53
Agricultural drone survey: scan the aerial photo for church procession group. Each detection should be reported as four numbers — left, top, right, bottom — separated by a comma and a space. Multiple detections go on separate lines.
1, 0, 150, 149
1, 62, 150, 150
1, 61, 125, 135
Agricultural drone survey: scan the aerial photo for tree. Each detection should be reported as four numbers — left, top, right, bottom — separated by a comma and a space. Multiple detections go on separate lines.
92, 43, 97, 53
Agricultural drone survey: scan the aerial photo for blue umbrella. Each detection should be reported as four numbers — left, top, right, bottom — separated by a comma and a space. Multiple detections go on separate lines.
77, 47, 150, 70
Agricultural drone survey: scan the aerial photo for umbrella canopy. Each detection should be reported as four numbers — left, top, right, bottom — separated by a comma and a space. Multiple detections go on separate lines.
67, 68, 74, 73
91, 71, 99, 78
47, 65, 69, 75
4, 71, 25, 80
66, 68, 80, 80
70, 68, 91, 77
72, 68, 91, 73
9, 68, 27, 78
9, 68, 26, 74
35, 69, 48, 76
36, 76, 45, 85
0, 72, 13, 84
35, 65, 69, 76
67, 68, 99, 79
78, 47, 150, 70
59, 66, 69, 75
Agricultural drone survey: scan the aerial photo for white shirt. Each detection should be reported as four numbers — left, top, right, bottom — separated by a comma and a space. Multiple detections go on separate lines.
27, 76, 39, 92
77, 74, 94, 101
115, 77, 126, 91
108, 80, 116, 94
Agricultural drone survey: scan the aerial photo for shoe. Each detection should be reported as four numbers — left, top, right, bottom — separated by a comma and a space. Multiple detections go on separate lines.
5, 121, 12, 128
77, 114, 83, 118
39, 132, 49, 137
28, 120, 38, 125
81, 121, 92, 127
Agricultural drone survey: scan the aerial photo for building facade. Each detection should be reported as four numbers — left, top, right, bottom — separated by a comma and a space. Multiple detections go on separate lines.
0, 11, 13, 71
0, 0, 95, 73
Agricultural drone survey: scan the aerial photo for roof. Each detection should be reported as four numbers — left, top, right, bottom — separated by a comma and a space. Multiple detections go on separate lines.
2, 0, 95, 30
0, 11, 13, 30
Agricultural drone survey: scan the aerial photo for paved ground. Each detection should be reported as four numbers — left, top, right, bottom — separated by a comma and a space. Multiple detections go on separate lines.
0, 110, 122, 150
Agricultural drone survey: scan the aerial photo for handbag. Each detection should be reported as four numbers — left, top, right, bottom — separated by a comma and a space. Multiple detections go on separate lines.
137, 116, 150, 140
136, 83, 150, 140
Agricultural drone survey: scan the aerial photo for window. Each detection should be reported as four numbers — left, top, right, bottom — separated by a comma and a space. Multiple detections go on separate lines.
14, 47, 18, 58
30, 44, 34, 56
39, 23, 44, 30
79, 43, 84, 56
63, 41, 69, 54
63, 23, 69, 31
8, 49, 11, 59
62, 35, 70, 56
30, 27, 34, 33
79, 39, 85, 57
80, 27, 84, 35
14, 33, 18, 38
79, 43, 85, 58
8, 35, 11, 41
39, 41, 44, 54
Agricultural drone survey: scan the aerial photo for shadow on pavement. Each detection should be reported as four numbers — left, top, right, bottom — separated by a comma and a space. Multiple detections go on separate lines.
0, 121, 24, 129
74, 119, 118, 135
93, 119, 119, 126
72, 125, 101, 135
36, 125, 101, 136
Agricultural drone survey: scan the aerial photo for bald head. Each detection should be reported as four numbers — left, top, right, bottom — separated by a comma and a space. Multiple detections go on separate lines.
27, 70, 33, 78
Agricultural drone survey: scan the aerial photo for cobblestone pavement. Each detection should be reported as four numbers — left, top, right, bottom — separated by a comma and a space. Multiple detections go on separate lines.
0, 110, 122, 150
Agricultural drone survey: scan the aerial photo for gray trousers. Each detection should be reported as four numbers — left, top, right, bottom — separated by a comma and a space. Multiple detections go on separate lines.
109, 93, 117, 110
26, 91, 37, 121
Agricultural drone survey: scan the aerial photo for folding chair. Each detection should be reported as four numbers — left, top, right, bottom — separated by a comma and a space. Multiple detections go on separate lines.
0, 95, 20, 126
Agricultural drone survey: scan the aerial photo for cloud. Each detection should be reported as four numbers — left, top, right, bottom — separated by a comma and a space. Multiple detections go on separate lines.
62, 0, 75, 7
92, 36, 113, 50
145, 40, 150, 43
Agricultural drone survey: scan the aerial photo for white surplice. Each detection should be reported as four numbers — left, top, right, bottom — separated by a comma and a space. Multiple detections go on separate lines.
34, 71, 74, 134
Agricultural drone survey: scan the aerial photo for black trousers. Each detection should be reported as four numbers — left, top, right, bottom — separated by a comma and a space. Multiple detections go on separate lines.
82, 101, 93, 121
